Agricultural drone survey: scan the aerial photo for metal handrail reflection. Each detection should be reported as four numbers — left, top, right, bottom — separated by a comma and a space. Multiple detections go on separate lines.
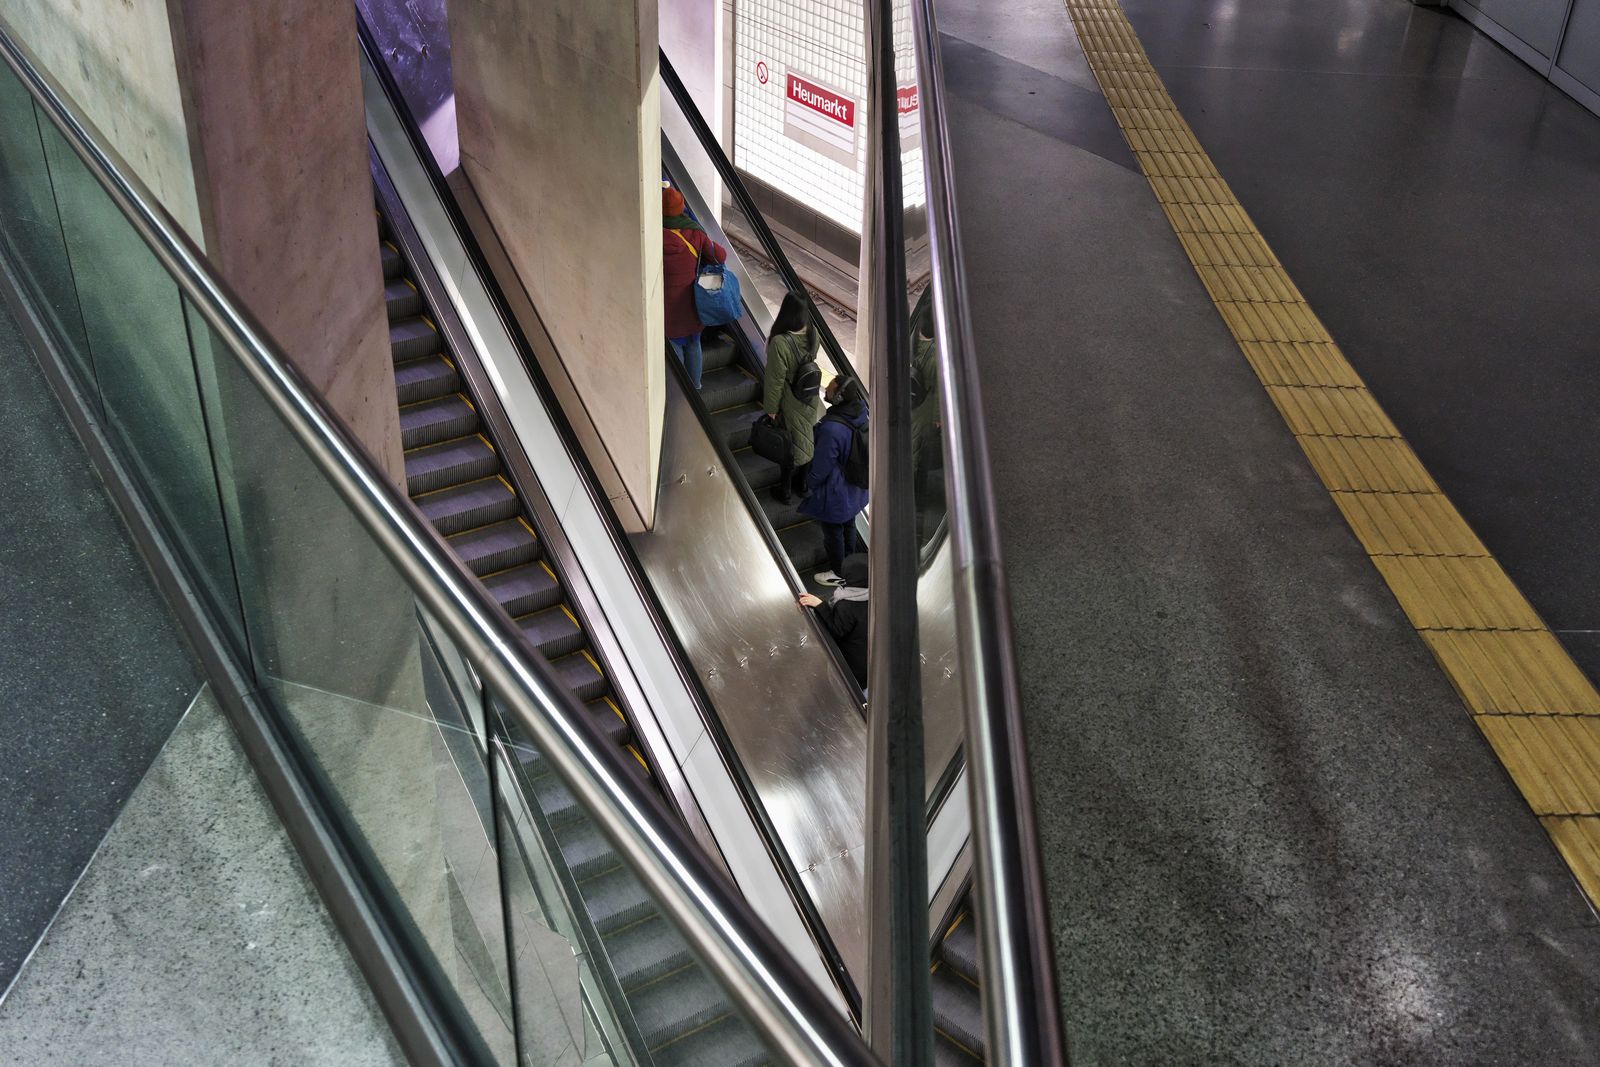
0, 19, 875, 1067
905, 0, 1069, 1062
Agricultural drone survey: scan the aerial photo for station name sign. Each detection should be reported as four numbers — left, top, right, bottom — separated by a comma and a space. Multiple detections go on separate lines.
783, 72, 859, 166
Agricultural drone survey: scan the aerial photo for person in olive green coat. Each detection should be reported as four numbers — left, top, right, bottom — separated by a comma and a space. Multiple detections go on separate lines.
762, 292, 824, 503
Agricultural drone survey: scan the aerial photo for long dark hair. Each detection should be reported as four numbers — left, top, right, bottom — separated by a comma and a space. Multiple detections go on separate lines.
767, 291, 809, 342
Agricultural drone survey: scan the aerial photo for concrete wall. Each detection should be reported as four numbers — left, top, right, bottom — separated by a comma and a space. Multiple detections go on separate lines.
451, 0, 664, 531
166, 0, 403, 486
0, 0, 204, 241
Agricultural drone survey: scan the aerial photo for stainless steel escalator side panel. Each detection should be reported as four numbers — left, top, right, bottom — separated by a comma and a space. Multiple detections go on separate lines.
360, 48, 851, 1008
632, 369, 870, 982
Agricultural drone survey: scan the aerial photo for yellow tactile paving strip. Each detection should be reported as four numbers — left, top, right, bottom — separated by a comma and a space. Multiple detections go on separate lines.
1062, 0, 1600, 909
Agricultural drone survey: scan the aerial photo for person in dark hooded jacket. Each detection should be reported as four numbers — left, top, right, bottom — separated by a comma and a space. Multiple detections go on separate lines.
798, 554, 868, 688
800, 376, 868, 586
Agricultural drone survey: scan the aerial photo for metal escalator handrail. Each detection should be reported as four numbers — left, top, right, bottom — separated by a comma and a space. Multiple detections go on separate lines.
0, 21, 875, 1067
658, 49, 859, 386
905, 1, 1068, 1062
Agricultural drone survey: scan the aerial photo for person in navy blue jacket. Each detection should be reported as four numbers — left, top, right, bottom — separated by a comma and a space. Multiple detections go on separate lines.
800, 376, 869, 586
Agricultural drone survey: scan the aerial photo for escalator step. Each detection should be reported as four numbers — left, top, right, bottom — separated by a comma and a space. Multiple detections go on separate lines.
530, 770, 582, 828
484, 563, 562, 617
650, 1015, 768, 1067
709, 403, 763, 451
776, 521, 826, 574
634, 964, 734, 1052
384, 277, 423, 320
416, 476, 518, 535
394, 355, 461, 406
700, 334, 739, 374
380, 240, 403, 280
557, 819, 621, 883
698, 366, 761, 411
448, 518, 539, 575
405, 433, 496, 496
587, 697, 633, 748
517, 605, 585, 660
607, 915, 696, 994
400, 394, 478, 449
941, 913, 981, 985
512, 698, 631, 782
931, 968, 985, 1058
552, 651, 607, 703
758, 487, 807, 531
579, 865, 655, 935
390, 316, 442, 362
732, 446, 781, 490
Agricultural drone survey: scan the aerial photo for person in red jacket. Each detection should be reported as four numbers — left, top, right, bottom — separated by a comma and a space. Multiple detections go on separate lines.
662, 184, 727, 389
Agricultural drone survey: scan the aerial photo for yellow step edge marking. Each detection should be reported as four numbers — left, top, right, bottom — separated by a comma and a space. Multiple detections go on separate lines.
409, 473, 510, 502
1063, 0, 1600, 906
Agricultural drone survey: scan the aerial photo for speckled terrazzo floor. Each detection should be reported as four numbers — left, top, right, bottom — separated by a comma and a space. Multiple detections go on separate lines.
936, 0, 1600, 1060
0, 298, 199, 993
0, 690, 404, 1064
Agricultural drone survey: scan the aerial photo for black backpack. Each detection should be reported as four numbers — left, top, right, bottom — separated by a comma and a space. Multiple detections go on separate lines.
790, 357, 821, 403
827, 411, 869, 490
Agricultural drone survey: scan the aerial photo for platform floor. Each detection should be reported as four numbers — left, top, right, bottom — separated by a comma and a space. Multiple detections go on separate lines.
935, 0, 1600, 1060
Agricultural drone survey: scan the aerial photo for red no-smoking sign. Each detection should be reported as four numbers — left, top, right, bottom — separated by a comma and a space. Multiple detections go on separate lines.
756, 60, 769, 85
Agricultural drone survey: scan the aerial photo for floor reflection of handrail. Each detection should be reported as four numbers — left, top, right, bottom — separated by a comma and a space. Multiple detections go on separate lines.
908, 0, 1069, 1061
659, 49, 860, 387
0, 19, 876, 1065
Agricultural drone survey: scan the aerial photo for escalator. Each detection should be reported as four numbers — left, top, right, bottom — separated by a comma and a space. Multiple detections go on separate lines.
377, 183, 766, 1065
931, 899, 986, 1065
657, 54, 993, 1063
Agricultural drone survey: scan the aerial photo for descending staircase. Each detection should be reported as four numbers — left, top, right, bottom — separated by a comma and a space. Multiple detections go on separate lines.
377, 195, 765, 1064
932, 904, 987, 1065
693, 333, 834, 582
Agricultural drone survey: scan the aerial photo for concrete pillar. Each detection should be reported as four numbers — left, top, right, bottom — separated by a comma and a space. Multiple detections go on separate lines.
450, 0, 664, 532
1, 0, 402, 484
661, 0, 724, 222
166, 0, 403, 486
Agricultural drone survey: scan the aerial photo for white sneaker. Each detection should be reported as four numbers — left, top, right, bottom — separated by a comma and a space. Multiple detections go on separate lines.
813, 571, 844, 587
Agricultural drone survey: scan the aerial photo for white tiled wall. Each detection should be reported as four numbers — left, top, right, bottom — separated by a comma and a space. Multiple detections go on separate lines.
732, 0, 924, 236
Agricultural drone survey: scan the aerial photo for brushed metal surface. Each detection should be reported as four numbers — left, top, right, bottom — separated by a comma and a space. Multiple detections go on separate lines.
630, 370, 870, 981
918, 534, 965, 801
